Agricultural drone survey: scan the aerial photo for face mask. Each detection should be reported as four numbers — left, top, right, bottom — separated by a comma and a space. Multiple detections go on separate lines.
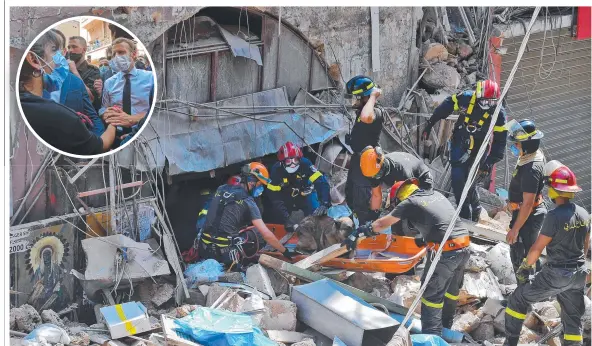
36, 51, 69, 93
112, 54, 132, 72
509, 143, 520, 157
68, 52, 83, 62
109, 60, 116, 71
285, 164, 300, 174
135, 61, 146, 70
252, 185, 264, 198
478, 99, 496, 110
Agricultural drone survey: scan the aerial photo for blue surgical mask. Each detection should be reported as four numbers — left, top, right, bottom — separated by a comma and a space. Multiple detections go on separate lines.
112, 54, 132, 73
36, 51, 69, 93
252, 185, 264, 198
509, 143, 520, 157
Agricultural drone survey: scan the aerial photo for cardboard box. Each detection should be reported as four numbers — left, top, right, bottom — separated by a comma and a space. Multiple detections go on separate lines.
100, 302, 152, 339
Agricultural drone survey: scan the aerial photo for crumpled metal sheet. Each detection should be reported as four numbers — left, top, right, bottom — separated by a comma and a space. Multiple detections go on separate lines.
116, 88, 348, 175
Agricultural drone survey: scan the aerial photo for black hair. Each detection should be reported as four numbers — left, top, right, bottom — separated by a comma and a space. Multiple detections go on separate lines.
521, 139, 541, 154
19, 29, 64, 90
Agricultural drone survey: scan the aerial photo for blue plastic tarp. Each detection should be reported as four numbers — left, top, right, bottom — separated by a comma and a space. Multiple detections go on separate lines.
173, 307, 277, 346
411, 334, 450, 346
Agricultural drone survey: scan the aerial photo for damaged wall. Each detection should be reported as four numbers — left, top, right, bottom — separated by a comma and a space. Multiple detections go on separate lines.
268, 7, 422, 106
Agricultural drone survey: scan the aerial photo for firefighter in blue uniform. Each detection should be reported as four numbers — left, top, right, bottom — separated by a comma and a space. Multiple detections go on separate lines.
267, 142, 331, 230
422, 80, 507, 221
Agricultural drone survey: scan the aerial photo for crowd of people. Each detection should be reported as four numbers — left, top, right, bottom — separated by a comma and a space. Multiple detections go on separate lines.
18, 27, 155, 156
184, 75, 590, 345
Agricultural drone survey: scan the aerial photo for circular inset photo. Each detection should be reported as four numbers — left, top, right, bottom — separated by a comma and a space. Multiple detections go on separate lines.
16, 16, 157, 158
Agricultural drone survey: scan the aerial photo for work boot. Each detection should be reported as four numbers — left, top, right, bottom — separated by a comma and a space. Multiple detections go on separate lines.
471, 206, 483, 222
503, 336, 519, 346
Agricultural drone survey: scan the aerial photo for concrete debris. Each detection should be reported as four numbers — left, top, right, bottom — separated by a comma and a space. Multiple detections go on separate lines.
186, 288, 206, 306
151, 283, 175, 307
486, 243, 517, 285
468, 243, 492, 258
292, 339, 316, 346
218, 271, 246, 284
464, 72, 476, 85
423, 42, 449, 62
40, 309, 66, 329
276, 294, 291, 301
451, 312, 480, 333
583, 296, 591, 329
470, 314, 494, 341
519, 325, 540, 344
422, 63, 461, 90
246, 264, 277, 299
532, 301, 560, 325
173, 304, 199, 318
69, 330, 91, 346
445, 41, 458, 55
346, 272, 392, 299
465, 255, 489, 272
241, 294, 266, 326
205, 284, 229, 307
12, 304, 43, 333
460, 270, 503, 303
266, 330, 313, 344
494, 210, 512, 229
523, 312, 540, 331
479, 298, 504, 318
499, 283, 517, 295
260, 300, 298, 331
389, 275, 422, 314
457, 42, 474, 59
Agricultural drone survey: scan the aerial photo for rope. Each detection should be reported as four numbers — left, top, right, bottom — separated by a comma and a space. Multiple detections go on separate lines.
399, 7, 542, 328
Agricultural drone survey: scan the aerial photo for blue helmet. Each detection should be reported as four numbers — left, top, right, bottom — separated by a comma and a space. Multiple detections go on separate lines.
346, 75, 377, 97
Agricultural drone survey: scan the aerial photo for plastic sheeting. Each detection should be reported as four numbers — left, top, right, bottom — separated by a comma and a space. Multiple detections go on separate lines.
410, 334, 449, 346
184, 259, 224, 288
115, 88, 349, 175
173, 307, 277, 346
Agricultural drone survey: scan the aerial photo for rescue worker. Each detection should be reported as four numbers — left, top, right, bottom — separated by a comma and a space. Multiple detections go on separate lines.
344, 75, 387, 225
360, 146, 434, 212
504, 119, 547, 276
198, 162, 295, 268
343, 179, 470, 336
504, 164, 590, 346
422, 80, 507, 221
267, 142, 331, 229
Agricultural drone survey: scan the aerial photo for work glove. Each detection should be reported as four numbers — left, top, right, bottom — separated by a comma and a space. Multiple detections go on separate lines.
421, 120, 433, 140
515, 259, 534, 285
312, 205, 329, 216
282, 248, 296, 261
342, 230, 360, 251
414, 236, 426, 248
357, 221, 377, 237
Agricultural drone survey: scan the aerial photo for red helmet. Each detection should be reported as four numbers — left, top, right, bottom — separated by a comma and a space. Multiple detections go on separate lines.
277, 141, 303, 162
389, 178, 419, 205
476, 80, 501, 99
227, 175, 242, 186
548, 166, 582, 193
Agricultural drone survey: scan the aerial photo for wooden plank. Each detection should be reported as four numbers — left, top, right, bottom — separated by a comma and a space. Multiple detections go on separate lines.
370, 7, 381, 72
77, 181, 144, 198
293, 243, 348, 269
267, 330, 313, 344
259, 254, 414, 317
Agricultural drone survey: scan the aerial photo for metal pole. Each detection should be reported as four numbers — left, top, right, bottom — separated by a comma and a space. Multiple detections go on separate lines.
109, 159, 117, 234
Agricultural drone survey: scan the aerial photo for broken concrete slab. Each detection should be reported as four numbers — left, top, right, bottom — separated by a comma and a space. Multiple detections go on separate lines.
246, 264, 277, 299
523, 312, 541, 331
458, 43, 473, 59
461, 270, 503, 302
40, 309, 66, 329
69, 330, 91, 346
265, 267, 291, 296
218, 271, 245, 284
260, 300, 298, 331
345, 272, 392, 299
205, 284, 229, 307
532, 301, 560, 326
292, 339, 316, 346
468, 243, 492, 258
151, 283, 175, 307
12, 304, 42, 332
266, 330, 313, 344
487, 243, 517, 285
470, 315, 494, 342
389, 275, 422, 315
465, 255, 489, 273
479, 298, 504, 318
451, 312, 480, 333
241, 294, 265, 326
186, 288, 206, 306
422, 63, 461, 90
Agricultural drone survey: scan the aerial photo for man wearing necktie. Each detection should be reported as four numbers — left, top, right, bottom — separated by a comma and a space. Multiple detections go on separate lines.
99, 37, 154, 148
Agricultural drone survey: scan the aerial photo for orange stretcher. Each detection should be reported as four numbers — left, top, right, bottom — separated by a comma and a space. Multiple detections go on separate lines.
259, 224, 427, 274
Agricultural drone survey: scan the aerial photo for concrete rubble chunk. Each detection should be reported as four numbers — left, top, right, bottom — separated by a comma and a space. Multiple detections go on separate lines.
265, 267, 291, 296
523, 312, 541, 331
458, 43, 474, 59
479, 298, 504, 317
41, 309, 66, 328
465, 255, 489, 272
260, 300, 298, 331
277, 294, 291, 301
151, 282, 175, 307
423, 42, 449, 62
186, 288, 206, 306
173, 304, 199, 318
389, 275, 421, 314
386, 326, 412, 346
460, 270, 503, 303
494, 211, 512, 229
519, 325, 540, 344
468, 243, 492, 258
464, 72, 477, 85
12, 304, 42, 332
205, 284, 229, 307
9, 308, 17, 330
246, 264, 277, 299
499, 284, 518, 296
532, 301, 560, 325
445, 41, 458, 55
451, 312, 480, 333
218, 271, 245, 284
487, 243, 517, 285
292, 339, 316, 346
69, 330, 91, 346
241, 294, 265, 326
583, 296, 591, 330
422, 63, 461, 90
470, 315, 495, 341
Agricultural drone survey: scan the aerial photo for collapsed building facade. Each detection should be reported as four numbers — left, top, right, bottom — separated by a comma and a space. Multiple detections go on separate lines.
8, 6, 592, 346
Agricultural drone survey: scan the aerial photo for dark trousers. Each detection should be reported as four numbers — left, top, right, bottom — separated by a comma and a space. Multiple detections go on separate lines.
451, 162, 481, 220
505, 265, 588, 346
420, 247, 470, 335
509, 206, 547, 273
346, 154, 379, 224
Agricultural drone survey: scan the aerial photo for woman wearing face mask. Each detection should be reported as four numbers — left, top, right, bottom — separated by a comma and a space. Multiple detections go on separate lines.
19, 29, 116, 155
504, 119, 547, 280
